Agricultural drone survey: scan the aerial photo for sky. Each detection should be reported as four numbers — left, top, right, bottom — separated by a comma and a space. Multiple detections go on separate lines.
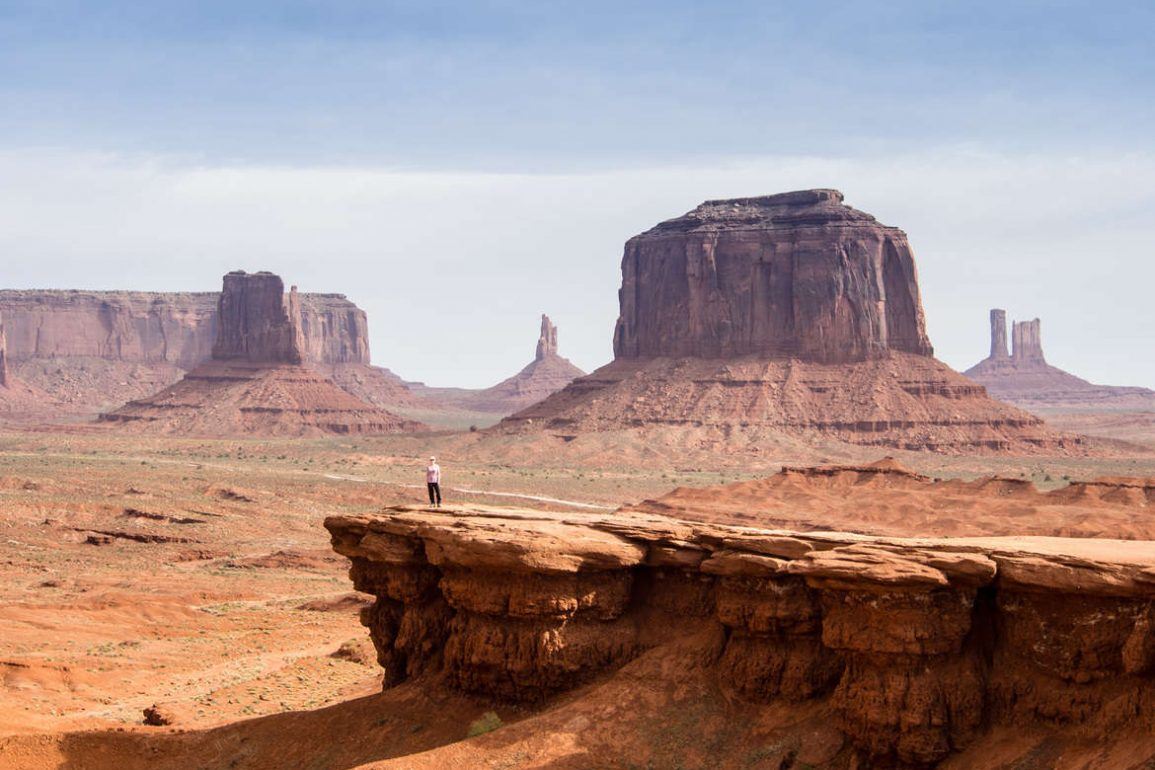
1, 1, 1153, 387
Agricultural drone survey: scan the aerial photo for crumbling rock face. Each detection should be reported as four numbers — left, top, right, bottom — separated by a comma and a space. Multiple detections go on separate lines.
504, 191, 1072, 453
100, 272, 423, 436
966, 309, 1155, 411
613, 189, 934, 363
327, 501, 1155, 767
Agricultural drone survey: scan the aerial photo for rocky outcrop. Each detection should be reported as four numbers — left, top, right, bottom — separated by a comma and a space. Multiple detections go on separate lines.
408, 314, 585, 417
502, 192, 1070, 453
211, 272, 306, 364
966, 310, 1155, 411
0, 288, 371, 367
100, 272, 423, 436
613, 189, 934, 363
535, 314, 559, 360
628, 457, 1155, 539
988, 308, 1009, 360
327, 501, 1155, 768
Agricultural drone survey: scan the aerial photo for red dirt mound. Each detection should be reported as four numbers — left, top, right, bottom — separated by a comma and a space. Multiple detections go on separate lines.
627, 458, 1155, 538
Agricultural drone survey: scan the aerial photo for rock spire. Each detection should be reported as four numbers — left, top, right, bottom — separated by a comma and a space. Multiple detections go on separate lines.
989, 308, 1009, 360
535, 314, 559, 361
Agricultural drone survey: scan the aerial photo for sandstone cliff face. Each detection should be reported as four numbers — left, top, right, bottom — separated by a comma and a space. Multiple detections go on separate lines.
0, 288, 371, 367
613, 190, 934, 364
966, 309, 1155, 411
100, 272, 424, 436
0, 287, 385, 414
211, 272, 305, 364
328, 499, 1155, 768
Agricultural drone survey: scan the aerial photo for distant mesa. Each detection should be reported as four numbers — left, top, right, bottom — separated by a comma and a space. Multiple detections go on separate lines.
0, 284, 418, 417
504, 190, 1072, 453
965, 309, 1155, 412
407, 314, 585, 418
99, 271, 424, 436
0, 308, 60, 418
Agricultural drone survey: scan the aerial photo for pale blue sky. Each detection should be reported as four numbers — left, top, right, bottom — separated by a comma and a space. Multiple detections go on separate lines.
1, 1, 1153, 387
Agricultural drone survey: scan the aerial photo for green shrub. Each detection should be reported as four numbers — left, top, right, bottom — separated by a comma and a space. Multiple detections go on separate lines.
467, 711, 503, 738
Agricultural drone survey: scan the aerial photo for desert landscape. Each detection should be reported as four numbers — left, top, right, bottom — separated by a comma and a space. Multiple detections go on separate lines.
3, 5, 1155, 767
1, 186, 1154, 770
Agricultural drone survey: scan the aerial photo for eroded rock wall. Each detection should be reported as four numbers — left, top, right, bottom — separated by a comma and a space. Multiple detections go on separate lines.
612, 190, 934, 364
212, 272, 305, 364
328, 506, 1155, 768
0, 288, 370, 367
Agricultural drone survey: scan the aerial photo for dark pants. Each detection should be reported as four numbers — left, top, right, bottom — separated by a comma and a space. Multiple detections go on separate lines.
427, 482, 441, 505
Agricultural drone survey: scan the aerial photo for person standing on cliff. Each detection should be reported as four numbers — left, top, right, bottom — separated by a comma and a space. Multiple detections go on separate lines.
425, 456, 442, 507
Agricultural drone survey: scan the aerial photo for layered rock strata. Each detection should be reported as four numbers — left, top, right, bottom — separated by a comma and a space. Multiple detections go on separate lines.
0, 287, 416, 413
613, 189, 934, 363
327, 503, 1155, 767
101, 272, 422, 436
966, 309, 1155, 411
0, 308, 59, 416
503, 190, 1069, 453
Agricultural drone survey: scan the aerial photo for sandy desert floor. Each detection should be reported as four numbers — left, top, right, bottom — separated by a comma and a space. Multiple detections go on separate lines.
1, 423, 1154, 769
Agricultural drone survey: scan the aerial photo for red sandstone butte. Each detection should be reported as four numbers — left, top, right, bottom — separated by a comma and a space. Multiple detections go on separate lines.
613, 189, 933, 363
0, 285, 417, 415
503, 190, 1071, 453
965, 309, 1155, 412
100, 271, 423, 436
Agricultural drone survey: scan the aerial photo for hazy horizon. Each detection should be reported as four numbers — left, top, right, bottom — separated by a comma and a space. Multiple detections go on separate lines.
2, 1, 1153, 388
